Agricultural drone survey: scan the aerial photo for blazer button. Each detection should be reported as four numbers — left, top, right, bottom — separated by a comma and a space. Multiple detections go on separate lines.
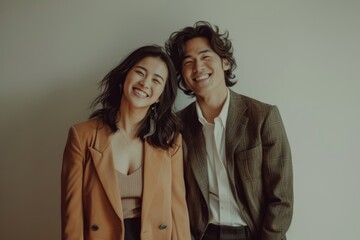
91, 224, 99, 231
159, 224, 167, 230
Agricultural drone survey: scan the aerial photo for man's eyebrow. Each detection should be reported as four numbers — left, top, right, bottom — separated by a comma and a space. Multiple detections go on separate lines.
183, 49, 212, 60
199, 49, 212, 55
135, 65, 165, 82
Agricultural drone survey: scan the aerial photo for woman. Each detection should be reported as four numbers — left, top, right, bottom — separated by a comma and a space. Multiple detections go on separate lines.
61, 45, 191, 240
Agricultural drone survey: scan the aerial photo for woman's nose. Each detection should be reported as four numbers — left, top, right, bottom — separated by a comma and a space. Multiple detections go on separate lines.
139, 78, 151, 88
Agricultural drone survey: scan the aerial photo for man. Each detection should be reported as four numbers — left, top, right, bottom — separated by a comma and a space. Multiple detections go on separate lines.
165, 21, 293, 240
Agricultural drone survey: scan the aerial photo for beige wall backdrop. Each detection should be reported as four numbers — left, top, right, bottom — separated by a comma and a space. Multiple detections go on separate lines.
1, 0, 359, 239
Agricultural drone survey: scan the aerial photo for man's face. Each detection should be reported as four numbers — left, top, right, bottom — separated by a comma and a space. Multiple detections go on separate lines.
181, 37, 229, 98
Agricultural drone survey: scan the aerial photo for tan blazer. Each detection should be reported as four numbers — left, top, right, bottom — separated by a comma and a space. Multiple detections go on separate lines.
179, 90, 293, 240
61, 118, 191, 240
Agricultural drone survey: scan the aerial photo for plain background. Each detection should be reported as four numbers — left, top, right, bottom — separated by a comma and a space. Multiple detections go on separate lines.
1, 0, 359, 239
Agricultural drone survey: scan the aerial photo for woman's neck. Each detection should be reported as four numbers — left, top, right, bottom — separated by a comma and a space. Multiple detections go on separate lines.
117, 102, 148, 138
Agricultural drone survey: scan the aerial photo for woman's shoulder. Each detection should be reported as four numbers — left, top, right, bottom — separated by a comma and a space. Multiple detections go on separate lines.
71, 118, 101, 130
68, 118, 109, 137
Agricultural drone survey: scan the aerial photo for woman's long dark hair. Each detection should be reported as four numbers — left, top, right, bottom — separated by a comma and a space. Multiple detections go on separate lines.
165, 21, 237, 96
90, 45, 181, 150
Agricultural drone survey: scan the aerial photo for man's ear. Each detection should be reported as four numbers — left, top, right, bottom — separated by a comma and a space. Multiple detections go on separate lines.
222, 59, 230, 71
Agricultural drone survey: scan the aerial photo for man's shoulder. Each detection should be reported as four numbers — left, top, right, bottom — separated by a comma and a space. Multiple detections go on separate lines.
230, 90, 273, 113
177, 101, 197, 119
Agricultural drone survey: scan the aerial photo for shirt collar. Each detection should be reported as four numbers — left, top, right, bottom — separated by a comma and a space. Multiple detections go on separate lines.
196, 88, 230, 128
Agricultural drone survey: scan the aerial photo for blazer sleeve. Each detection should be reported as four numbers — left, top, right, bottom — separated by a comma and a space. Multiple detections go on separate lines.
61, 126, 84, 240
260, 106, 293, 240
170, 134, 191, 240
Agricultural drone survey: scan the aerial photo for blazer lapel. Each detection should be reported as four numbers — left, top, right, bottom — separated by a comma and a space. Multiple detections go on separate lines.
89, 125, 123, 220
225, 90, 249, 187
183, 104, 209, 204
141, 141, 166, 220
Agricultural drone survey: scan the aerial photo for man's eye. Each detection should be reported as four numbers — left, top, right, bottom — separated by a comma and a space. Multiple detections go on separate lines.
183, 60, 192, 66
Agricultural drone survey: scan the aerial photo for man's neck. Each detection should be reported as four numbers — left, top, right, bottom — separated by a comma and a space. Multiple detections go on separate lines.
196, 88, 228, 124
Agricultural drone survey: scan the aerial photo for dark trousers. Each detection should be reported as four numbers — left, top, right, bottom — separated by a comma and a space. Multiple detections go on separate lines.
201, 224, 252, 240
124, 217, 141, 240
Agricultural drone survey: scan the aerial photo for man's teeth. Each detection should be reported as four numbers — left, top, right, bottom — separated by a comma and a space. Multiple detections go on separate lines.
195, 74, 209, 81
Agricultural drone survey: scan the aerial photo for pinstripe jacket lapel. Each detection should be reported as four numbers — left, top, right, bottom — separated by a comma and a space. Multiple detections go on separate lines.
182, 90, 249, 207
225, 90, 249, 191
181, 104, 210, 206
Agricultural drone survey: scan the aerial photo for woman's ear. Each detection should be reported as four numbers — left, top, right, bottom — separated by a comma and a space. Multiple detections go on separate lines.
222, 59, 230, 71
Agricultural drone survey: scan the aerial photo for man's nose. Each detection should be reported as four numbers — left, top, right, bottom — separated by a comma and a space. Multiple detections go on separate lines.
193, 60, 204, 73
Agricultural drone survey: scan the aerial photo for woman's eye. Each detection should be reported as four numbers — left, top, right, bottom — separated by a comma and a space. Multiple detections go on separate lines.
136, 71, 144, 76
153, 79, 161, 84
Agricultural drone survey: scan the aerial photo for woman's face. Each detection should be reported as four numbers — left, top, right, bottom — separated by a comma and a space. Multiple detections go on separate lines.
122, 56, 168, 110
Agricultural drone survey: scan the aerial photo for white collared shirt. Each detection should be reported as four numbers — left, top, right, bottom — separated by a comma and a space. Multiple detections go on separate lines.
196, 89, 247, 226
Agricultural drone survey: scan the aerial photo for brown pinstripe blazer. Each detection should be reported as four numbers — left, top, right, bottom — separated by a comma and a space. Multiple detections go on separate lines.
61, 118, 191, 240
179, 90, 293, 240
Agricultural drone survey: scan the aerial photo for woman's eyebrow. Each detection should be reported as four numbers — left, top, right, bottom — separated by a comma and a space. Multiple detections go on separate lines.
135, 65, 165, 81
154, 74, 165, 82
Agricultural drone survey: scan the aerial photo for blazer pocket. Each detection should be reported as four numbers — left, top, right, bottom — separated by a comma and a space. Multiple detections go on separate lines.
235, 145, 262, 181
